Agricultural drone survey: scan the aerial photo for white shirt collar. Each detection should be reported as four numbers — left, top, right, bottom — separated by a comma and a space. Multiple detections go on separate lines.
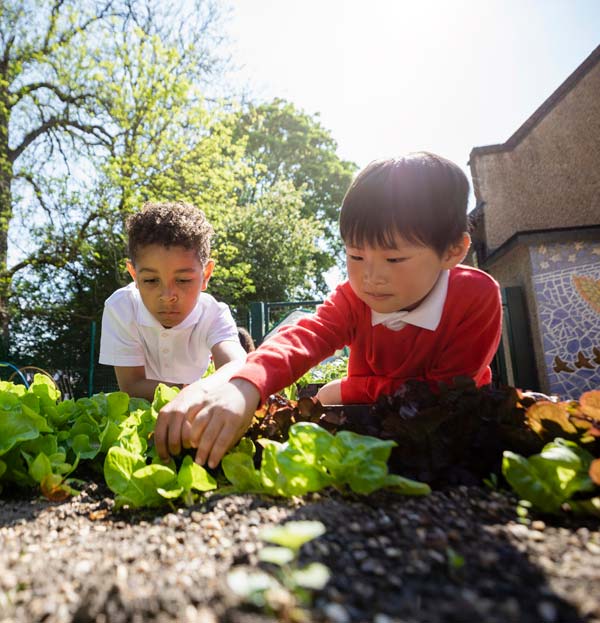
129, 282, 204, 330
371, 269, 449, 331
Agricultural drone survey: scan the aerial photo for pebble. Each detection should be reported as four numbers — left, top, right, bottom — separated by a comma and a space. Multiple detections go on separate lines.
324, 602, 351, 623
360, 559, 386, 575
586, 541, 600, 555
537, 600, 558, 623
531, 520, 546, 531
507, 523, 530, 539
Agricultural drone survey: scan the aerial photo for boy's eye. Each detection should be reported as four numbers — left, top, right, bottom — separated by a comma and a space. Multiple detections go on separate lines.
176, 279, 192, 284
143, 278, 159, 284
386, 257, 407, 263
347, 254, 363, 261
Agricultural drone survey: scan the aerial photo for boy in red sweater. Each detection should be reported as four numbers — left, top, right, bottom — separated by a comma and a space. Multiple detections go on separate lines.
155, 152, 502, 467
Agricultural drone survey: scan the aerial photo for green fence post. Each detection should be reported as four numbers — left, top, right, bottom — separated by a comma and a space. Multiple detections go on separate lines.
88, 321, 97, 396
249, 302, 266, 345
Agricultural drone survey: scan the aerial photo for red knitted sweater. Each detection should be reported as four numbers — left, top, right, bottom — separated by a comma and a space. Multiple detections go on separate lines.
234, 265, 502, 404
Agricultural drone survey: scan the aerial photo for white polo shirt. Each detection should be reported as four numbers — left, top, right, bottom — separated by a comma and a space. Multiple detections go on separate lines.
99, 283, 239, 384
371, 269, 449, 331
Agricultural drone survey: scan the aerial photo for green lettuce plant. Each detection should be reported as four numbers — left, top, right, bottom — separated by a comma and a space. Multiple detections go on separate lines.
503, 438, 599, 516
222, 421, 430, 497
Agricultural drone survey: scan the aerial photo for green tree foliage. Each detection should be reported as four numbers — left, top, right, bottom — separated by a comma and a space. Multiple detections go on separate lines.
209, 181, 326, 316
0, 0, 227, 354
0, 0, 116, 352
5, 5, 355, 387
231, 98, 357, 251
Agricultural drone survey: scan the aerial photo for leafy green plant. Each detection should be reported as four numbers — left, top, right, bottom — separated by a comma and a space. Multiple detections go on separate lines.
0, 375, 430, 509
222, 421, 431, 498
295, 356, 348, 387
502, 438, 599, 516
227, 520, 329, 621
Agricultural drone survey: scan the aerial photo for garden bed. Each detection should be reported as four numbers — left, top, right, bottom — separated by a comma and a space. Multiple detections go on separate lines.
2, 376, 600, 622
1, 482, 599, 623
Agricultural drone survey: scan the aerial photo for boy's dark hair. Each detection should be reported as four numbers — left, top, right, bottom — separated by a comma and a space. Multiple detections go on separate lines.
339, 152, 469, 256
126, 202, 213, 264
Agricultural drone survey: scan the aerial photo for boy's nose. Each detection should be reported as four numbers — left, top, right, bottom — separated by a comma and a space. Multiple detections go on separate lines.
160, 288, 177, 301
364, 264, 387, 285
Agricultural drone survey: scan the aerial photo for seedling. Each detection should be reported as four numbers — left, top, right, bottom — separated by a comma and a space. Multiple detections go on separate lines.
227, 520, 330, 622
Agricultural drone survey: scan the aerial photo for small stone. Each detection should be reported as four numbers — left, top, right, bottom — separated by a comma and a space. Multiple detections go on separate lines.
586, 541, 600, 555
538, 600, 558, 623
324, 602, 350, 623
164, 514, 180, 528
428, 549, 446, 564
507, 523, 530, 539
502, 597, 521, 619
478, 551, 499, 567
531, 520, 546, 531
360, 559, 386, 575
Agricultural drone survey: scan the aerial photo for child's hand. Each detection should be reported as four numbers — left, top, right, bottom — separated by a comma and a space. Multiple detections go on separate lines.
155, 378, 260, 469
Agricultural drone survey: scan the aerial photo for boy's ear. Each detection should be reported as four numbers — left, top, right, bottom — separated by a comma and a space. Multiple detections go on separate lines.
442, 232, 471, 269
201, 259, 215, 290
126, 260, 137, 283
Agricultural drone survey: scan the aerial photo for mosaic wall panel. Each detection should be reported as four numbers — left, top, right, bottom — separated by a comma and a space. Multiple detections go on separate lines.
531, 240, 600, 398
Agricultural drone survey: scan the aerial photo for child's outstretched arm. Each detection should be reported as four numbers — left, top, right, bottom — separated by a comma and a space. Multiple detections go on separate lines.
115, 366, 175, 402
154, 378, 260, 468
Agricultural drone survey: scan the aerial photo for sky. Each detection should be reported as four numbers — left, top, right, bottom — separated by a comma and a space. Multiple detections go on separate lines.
223, 0, 600, 201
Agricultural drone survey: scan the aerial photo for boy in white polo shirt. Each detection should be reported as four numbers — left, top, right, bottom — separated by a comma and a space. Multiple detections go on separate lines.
99, 201, 246, 402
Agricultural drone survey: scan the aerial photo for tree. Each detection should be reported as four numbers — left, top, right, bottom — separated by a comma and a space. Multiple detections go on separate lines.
209, 180, 326, 319
0, 0, 226, 354
6, 7, 356, 385
231, 98, 357, 251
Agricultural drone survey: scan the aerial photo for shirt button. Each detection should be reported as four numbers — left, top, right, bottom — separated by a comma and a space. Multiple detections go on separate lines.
162, 348, 169, 354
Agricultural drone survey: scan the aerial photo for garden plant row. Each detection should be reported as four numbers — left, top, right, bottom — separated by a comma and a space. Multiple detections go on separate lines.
1, 374, 599, 517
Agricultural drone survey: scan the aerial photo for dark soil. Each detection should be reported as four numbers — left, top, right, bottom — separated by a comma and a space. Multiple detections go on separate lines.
1, 482, 599, 623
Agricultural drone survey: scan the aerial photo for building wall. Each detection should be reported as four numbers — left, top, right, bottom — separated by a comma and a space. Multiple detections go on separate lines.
485, 241, 545, 390
471, 62, 600, 253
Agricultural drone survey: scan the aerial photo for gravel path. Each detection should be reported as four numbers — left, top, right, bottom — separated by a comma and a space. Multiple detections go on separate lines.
1, 482, 599, 623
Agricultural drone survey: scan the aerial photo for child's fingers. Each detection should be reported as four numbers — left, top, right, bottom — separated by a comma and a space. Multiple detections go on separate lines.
181, 419, 193, 449
194, 414, 224, 466
154, 410, 171, 460
207, 422, 241, 469
167, 410, 186, 457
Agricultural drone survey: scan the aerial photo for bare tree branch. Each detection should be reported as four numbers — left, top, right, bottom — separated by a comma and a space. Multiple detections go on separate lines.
10, 117, 112, 162
12, 82, 94, 108
2, 209, 100, 280
14, 171, 53, 217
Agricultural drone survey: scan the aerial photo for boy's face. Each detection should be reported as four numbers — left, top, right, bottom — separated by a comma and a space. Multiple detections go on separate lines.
127, 244, 214, 328
345, 233, 469, 313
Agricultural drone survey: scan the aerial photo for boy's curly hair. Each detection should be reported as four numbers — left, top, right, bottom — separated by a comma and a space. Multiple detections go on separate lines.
126, 202, 214, 265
